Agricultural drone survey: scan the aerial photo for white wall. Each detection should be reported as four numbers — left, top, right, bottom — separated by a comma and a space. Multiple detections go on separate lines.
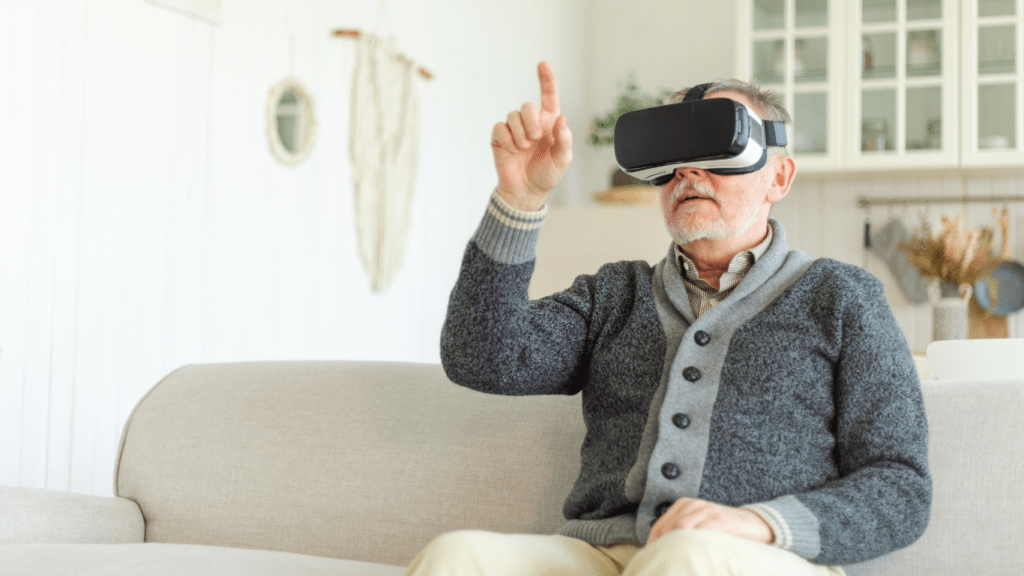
0, 0, 586, 496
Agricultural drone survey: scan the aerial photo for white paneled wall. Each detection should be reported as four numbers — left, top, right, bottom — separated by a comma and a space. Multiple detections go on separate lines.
0, 0, 586, 496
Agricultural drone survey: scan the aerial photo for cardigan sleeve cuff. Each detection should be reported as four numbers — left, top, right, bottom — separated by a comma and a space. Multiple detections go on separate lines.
742, 495, 821, 561
469, 188, 548, 265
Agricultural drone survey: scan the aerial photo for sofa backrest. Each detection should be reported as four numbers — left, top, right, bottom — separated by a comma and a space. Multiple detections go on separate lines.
114, 361, 585, 567
115, 361, 1024, 574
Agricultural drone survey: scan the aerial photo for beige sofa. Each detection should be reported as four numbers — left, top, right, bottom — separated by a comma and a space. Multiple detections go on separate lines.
2, 361, 1022, 575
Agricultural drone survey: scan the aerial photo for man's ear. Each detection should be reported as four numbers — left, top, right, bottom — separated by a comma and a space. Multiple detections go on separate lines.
764, 155, 796, 205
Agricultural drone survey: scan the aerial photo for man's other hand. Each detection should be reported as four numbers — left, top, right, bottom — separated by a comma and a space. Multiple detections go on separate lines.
648, 498, 775, 546
490, 61, 573, 212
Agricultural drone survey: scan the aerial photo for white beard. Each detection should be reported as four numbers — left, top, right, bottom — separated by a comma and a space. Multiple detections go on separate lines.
664, 177, 764, 245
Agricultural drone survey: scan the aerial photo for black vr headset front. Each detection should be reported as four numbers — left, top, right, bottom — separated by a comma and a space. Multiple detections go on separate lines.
613, 83, 788, 186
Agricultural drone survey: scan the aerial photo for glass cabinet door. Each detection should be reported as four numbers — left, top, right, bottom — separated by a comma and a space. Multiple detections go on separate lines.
846, 0, 959, 169
962, 0, 1024, 166
737, 0, 845, 172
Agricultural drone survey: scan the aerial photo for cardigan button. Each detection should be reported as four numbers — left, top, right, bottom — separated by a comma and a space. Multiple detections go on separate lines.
672, 413, 691, 429
683, 367, 701, 382
661, 462, 680, 479
694, 330, 711, 346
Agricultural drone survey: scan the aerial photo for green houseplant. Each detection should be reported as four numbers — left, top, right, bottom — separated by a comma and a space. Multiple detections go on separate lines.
589, 74, 675, 197
588, 73, 675, 148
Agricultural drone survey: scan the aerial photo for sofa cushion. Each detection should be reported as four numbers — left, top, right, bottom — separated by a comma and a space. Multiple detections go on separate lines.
0, 486, 144, 544
114, 361, 586, 567
1, 543, 406, 576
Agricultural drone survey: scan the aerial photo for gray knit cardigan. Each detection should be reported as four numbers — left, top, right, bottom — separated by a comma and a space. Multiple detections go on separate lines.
440, 193, 931, 567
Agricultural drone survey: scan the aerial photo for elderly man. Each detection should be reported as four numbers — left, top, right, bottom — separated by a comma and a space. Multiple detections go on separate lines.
406, 62, 930, 576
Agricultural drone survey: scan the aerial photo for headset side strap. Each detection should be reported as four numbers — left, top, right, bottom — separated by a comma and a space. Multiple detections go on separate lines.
763, 120, 788, 147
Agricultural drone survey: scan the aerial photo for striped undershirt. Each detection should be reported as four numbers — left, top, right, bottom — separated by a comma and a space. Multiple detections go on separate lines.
674, 224, 774, 319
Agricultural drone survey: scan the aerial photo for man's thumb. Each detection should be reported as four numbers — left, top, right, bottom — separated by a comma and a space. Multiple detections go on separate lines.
552, 115, 573, 159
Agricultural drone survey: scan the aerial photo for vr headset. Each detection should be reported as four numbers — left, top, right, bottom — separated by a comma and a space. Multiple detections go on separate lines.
613, 83, 788, 186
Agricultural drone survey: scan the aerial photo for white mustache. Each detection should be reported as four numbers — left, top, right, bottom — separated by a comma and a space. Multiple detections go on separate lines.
670, 179, 718, 204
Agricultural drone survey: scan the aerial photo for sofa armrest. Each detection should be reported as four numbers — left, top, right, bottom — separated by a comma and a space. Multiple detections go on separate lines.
0, 486, 145, 544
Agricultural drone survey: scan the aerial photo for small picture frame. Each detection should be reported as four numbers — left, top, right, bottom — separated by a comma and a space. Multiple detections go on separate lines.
266, 77, 318, 166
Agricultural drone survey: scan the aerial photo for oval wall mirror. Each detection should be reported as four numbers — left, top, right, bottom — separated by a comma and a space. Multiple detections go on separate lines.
266, 77, 317, 166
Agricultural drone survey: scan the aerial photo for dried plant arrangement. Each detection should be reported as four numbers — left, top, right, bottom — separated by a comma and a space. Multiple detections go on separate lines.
898, 212, 1004, 287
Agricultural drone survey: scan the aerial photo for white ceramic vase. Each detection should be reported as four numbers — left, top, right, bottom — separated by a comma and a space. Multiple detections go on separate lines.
928, 280, 972, 342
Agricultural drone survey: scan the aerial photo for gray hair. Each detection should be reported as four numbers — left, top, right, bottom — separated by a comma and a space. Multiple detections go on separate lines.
668, 79, 792, 159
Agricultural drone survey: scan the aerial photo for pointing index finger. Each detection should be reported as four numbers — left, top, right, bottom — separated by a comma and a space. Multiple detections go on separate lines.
537, 61, 560, 116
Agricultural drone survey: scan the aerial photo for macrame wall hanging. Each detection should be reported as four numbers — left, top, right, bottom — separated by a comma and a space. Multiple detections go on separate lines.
332, 26, 433, 292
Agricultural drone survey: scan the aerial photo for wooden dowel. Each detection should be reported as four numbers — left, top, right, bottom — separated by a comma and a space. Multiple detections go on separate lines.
331, 28, 433, 80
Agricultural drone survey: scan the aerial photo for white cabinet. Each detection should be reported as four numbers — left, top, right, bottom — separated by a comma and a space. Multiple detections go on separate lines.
845, 0, 960, 169
962, 0, 1024, 166
735, 0, 847, 172
736, 0, 1024, 172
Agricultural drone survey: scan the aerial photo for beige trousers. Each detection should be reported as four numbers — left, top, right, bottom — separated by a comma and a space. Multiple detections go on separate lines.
404, 529, 846, 576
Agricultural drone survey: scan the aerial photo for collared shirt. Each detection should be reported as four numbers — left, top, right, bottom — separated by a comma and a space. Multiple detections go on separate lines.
673, 225, 774, 319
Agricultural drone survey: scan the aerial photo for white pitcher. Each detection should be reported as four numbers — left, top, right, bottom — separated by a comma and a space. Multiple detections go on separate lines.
928, 280, 972, 342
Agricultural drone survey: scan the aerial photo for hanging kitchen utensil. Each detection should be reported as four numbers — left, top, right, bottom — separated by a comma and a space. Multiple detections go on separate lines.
974, 208, 1024, 316
869, 218, 931, 303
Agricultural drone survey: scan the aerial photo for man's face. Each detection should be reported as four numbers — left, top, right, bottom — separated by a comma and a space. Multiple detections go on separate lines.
658, 90, 774, 247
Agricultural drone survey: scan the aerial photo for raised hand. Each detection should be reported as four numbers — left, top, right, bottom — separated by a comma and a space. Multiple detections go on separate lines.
490, 61, 573, 211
